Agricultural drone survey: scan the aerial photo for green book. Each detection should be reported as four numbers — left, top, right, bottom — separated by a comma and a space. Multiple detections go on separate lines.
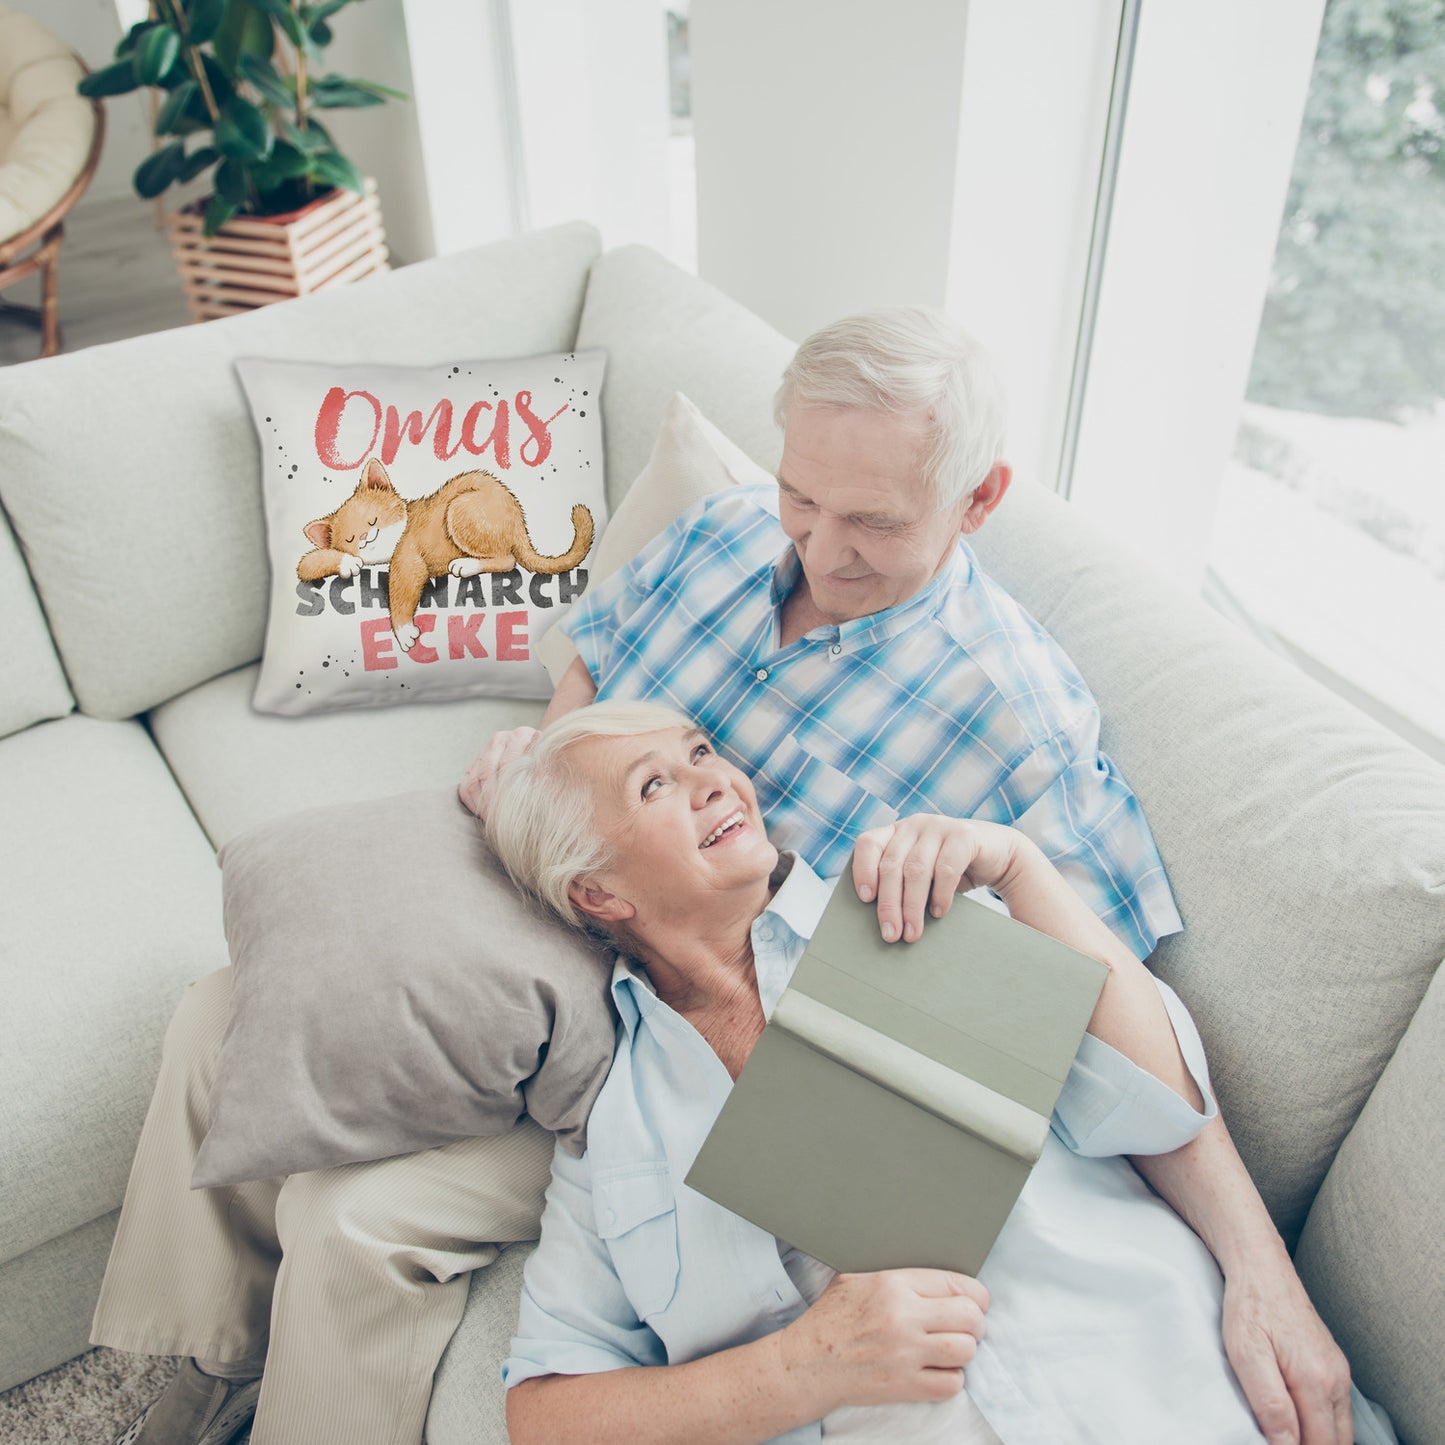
684, 886, 1110, 1276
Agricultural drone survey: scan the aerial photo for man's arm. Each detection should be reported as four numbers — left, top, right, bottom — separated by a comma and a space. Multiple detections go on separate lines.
1131, 1121, 1353, 1445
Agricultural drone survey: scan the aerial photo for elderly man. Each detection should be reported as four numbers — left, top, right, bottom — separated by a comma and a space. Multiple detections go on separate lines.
95, 310, 1350, 1445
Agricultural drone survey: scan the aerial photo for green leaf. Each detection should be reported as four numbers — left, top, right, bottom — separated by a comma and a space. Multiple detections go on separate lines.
239, 52, 295, 107
115, 20, 156, 59
350, 78, 408, 101
302, 0, 352, 23
215, 156, 250, 204
264, 140, 312, 178
134, 24, 182, 86
203, 192, 239, 235
79, 60, 142, 98
248, 0, 306, 46
199, 52, 236, 107
309, 75, 384, 109
154, 79, 198, 135
133, 142, 186, 199
178, 145, 220, 182
281, 115, 332, 153
214, 0, 275, 75
215, 95, 274, 160
308, 18, 333, 47
186, 0, 227, 47
309, 148, 363, 194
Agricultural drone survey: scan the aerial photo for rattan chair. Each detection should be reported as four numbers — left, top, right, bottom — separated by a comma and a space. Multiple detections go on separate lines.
0, 7, 104, 359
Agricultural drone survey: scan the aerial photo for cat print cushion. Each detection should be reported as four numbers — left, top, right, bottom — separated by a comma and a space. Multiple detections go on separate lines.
193, 788, 618, 1187
239, 351, 607, 715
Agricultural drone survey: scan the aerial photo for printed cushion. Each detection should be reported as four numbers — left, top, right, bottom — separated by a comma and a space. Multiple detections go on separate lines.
537, 391, 772, 684
238, 351, 607, 715
193, 788, 618, 1187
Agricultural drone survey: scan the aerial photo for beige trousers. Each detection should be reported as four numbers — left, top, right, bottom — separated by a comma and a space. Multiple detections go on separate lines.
91, 968, 555, 1445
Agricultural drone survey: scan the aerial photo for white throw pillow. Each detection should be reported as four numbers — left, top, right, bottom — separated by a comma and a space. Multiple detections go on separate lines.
239, 352, 608, 714
537, 391, 775, 685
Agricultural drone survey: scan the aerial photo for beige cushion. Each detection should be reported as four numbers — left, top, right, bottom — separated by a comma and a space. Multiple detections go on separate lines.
0, 222, 602, 720
0, 502, 71, 739
148, 662, 543, 850
536, 391, 769, 683
0, 10, 91, 240
0, 715, 227, 1266
194, 790, 616, 1187
968, 478, 1445, 1245
1294, 960, 1445, 1445
575, 245, 794, 510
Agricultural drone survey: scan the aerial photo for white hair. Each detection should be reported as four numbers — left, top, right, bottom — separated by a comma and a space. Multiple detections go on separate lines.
774, 307, 1008, 510
486, 700, 696, 931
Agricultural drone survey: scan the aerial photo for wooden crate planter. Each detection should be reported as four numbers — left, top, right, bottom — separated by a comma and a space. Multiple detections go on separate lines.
166, 179, 389, 322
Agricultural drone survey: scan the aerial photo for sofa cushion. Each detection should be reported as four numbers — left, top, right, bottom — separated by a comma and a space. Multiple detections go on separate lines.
237, 350, 607, 715
0, 221, 601, 721
194, 791, 615, 1187
576, 245, 794, 510
0, 501, 71, 738
1295, 958, 1445, 1445
0, 715, 227, 1267
148, 662, 543, 849
968, 479, 1445, 1244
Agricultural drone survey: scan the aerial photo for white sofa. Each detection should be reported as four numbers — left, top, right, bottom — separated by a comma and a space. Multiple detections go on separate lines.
0, 222, 1441, 1444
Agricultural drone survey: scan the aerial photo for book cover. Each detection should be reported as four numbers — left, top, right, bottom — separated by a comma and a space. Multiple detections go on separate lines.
684, 885, 1109, 1275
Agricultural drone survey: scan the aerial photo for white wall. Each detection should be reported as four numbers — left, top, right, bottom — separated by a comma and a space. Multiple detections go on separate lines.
689, 0, 973, 342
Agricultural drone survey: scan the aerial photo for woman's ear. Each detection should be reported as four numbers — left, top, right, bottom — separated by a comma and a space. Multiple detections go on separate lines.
567, 879, 635, 924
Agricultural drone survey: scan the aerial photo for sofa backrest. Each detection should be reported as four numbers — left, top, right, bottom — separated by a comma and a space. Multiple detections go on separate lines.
0, 222, 602, 721
969, 478, 1445, 1245
0, 499, 71, 738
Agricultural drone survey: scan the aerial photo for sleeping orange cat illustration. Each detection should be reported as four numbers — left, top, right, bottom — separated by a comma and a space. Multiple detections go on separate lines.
297, 458, 595, 652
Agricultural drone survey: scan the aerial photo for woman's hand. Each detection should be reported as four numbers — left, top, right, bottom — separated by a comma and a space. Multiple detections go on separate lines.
852, 815, 1030, 943
779, 1269, 989, 1412
458, 726, 540, 821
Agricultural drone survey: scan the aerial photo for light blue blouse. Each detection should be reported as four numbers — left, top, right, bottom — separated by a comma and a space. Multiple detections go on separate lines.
504, 858, 1271, 1443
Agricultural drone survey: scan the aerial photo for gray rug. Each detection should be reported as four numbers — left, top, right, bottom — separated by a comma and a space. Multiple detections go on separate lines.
0, 1350, 227, 1445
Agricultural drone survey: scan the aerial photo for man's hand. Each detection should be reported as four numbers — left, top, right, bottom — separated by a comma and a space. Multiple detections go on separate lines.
458, 726, 540, 821
1221, 1262, 1353, 1445
851, 815, 1026, 943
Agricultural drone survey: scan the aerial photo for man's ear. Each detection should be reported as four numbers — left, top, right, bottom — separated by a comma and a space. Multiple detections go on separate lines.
958, 462, 1012, 536
567, 879, 635, 924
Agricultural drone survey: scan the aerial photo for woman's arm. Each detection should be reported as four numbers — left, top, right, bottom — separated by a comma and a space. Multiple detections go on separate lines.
509, 1269, 987, 1445
851, 815, 1202, 1108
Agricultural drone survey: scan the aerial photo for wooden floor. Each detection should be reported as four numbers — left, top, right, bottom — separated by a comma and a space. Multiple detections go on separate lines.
0, 194, 193, 366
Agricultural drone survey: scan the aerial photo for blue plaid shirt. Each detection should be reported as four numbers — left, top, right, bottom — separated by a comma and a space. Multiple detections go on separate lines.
563, 485, 1180, 959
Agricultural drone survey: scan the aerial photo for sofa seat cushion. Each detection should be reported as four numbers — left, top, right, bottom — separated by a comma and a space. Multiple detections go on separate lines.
0, 221, 601, 722
148, 663, 544, 849
576, 245, 794, 509
968, 478, 1445, 1243
0, 715, 227, 1266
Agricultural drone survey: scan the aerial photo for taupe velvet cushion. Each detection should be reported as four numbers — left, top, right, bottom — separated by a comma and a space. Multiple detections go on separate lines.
192, 788, 617, 1187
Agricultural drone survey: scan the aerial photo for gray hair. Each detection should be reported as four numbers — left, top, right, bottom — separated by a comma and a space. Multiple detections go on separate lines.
774, 307, 1008, 510
486, 700, 697, 932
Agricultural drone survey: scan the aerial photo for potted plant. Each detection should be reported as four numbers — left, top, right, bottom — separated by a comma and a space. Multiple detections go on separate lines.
79, 0, 404, 319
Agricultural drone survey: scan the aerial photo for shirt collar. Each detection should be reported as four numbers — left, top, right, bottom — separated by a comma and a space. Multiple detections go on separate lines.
609, 852, 835, 1037
767, 541, 973, 651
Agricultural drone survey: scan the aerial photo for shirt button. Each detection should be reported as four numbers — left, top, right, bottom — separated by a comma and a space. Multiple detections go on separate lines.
830, 644, 842, 655
755, 668, 769, 681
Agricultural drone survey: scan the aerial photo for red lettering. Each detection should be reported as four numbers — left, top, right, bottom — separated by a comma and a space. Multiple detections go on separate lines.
407, 613, 440, 664
360, 617, 398, 670
448, 613, 489, 659
460, 399, 510, 468
381, 400, 461, 464
315, 387, 382, 469
516, 392, 569, 467
495, 609, 529, 661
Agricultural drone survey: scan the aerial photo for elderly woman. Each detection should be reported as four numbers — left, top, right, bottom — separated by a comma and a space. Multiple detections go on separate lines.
484, 700, 1291, 1445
